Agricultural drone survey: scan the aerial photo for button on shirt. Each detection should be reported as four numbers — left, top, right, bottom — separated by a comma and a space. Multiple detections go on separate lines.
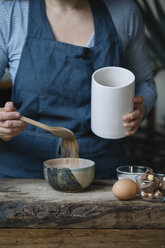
0, 0, 157, 116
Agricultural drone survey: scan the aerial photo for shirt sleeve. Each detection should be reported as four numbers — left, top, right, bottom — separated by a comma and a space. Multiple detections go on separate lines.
0, 3, 8, 80
121, 0, 157, 117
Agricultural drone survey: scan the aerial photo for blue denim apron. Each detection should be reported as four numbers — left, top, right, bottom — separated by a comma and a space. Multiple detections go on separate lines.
0, 0, 126, 179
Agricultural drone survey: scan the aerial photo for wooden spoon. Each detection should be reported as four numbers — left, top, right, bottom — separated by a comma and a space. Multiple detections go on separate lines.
0, 108, 75, 140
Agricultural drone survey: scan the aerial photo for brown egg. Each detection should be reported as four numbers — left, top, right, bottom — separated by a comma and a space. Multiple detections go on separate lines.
112, 179, 137, 200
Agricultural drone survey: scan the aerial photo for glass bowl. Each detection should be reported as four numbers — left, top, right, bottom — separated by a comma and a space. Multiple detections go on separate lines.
135, 173, 165, 203
116, 165, 153, 182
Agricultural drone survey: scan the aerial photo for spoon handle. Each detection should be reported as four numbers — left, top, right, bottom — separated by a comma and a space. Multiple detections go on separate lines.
0, 107, 49, 131
19, 115, 50, 131
21, 116, 75, 139
0, 107, 75, 140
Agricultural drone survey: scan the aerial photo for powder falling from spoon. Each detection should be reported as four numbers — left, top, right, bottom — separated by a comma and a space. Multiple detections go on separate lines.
61, 138, 79, 158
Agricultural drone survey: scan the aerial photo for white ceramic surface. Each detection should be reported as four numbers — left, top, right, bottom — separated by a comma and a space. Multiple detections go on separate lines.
91, 66, 135, 139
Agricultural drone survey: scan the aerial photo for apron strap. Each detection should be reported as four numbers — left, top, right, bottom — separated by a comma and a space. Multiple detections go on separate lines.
27, 0, 54, 40
89, 0, 121, 46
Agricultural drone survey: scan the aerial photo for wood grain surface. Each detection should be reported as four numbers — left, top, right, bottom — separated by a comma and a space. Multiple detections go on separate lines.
0, 229, 165, 248
0, 179, 165, 228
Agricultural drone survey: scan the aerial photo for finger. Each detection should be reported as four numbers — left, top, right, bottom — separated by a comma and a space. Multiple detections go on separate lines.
0, 131, 23, 141
133, 96, 145, 104
1, 120, 27, 129
125, 126, 139, 136
124, 119, 139, 128
0, 126, 25, 135
4, 102, 16, 111
122, 109, 140, 122
0, 111, 20, 121
0, 135, 13, 141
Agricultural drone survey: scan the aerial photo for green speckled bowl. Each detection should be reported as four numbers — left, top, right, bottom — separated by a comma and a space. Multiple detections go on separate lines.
43, 158, 95, 192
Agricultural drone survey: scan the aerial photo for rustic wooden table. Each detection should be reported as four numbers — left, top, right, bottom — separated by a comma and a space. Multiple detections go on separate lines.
0, 179, 165, 248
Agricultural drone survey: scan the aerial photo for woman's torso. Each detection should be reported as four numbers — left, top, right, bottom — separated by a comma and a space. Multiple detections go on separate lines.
0, 0, 126, 179
0, 0, 134, 83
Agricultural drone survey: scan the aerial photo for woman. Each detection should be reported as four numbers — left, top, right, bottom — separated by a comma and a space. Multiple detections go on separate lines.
0, 0, 157, 179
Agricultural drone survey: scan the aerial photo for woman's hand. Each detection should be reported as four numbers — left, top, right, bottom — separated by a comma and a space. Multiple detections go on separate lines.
122, 96, 146, 136
0, 102, 27, 141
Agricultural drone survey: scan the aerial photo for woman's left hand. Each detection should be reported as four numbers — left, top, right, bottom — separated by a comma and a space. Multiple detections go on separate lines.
122, 96, 146, 136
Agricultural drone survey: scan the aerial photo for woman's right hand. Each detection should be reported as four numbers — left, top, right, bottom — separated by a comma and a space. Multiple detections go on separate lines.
0, 102, 27, 141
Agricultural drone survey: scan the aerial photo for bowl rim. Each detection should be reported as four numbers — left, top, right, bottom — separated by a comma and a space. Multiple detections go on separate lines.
116, 165, 153, 174
43, 158, 95, 171
135, 173, 165, 180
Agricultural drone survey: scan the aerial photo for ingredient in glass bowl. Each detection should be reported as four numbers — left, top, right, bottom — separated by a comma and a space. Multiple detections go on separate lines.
137, 169, 165, 200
